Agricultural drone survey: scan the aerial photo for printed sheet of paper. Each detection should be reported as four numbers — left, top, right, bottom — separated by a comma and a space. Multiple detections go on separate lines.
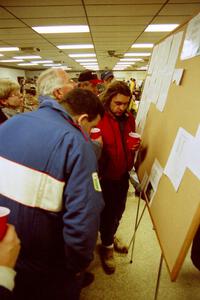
156, 32, 183, 112
148, 44, 159, 75
167, 31, 184, 71
181, 12, 200, 60
145, 159, 163, 205
149, 159, 163, 192
172, 68, 184, 85
187, 124, 200, 179
164, 128, 194, 191
156, 70, 173, 112
136, 98, 150, 135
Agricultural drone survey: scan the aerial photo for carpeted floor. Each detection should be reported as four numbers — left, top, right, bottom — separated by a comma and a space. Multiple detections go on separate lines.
80, 184, 200, 300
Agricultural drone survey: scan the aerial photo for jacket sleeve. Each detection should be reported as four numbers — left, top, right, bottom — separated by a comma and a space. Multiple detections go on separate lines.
62, 134, 104, 274
0, 286, 13, 300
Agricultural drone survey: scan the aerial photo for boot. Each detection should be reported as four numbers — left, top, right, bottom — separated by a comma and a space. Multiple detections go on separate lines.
100, 246, 116, 274
114, 237, 128, 254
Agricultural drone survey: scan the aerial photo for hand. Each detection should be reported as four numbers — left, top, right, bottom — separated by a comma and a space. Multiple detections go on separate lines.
0, 224, 21, 268
130, 140, 141, 151
91, 135, 103, 147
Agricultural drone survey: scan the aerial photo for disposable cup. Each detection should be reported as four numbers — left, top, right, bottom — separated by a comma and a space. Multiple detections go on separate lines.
90, 128, 101, 140
127, 132, 141, 149
0, 207, 10, 241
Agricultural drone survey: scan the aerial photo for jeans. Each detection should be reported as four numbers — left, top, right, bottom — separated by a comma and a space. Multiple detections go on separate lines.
100, 173, 129, 246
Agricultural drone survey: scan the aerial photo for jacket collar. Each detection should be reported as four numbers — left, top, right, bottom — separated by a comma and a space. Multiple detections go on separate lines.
39, 95, 89, 141
39, 95, 73, 121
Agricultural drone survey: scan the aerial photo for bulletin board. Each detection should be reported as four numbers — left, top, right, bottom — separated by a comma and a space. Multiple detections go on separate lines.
137, 13, 200, 281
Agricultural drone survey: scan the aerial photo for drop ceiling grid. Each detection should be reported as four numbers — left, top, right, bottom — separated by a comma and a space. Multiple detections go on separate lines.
0, 0, 199, 70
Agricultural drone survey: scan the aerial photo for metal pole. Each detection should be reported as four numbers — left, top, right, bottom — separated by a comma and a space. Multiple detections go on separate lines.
129, 191, 147, 263
154, 253, 163, 300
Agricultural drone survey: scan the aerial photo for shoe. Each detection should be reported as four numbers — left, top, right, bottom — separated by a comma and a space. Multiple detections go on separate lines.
114, 237, 128, 254
100, 246, 116, 274
82, 272, 95, 288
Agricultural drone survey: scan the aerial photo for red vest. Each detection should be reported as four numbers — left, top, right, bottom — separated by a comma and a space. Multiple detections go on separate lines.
98, 111, 136, 180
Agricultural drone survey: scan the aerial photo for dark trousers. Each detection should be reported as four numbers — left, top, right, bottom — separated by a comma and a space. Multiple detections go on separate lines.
100, 173, 129, 246
191, 224, 200, 271
13, 269, 84, 300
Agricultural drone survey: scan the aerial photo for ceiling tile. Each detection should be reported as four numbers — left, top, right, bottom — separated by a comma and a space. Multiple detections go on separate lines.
88, 16, 153, 26
159, 3, 200, 15
1, 0, 82, 4
23, 18, 87, 27
86, 4, 162, 16
0, 7, 15, 18
6, 6, 85, 18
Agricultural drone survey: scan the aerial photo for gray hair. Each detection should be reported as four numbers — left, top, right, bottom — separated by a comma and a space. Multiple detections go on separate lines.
0, 78, 20, 99
36, 68, 67, 96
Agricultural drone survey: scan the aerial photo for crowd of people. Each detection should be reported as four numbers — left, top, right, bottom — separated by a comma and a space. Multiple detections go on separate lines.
0, 67, 199, 300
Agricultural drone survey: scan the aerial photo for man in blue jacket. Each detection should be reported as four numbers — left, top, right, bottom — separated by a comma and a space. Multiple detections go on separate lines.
0, 68, 104, 300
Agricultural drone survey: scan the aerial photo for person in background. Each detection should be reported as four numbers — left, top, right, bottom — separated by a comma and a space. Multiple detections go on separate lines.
100, 70, 114, 91
78, 69, 102, 95
191, 224, 200, 271
129, 78, 136, 95
0, 68, 104, 300
23, 86, 39, 112
0, 79, 23, 124
96, 81, 140, 274
0, 224, 21, 300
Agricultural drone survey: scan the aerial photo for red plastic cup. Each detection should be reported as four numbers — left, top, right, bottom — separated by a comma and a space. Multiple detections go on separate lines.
0, 207, 10, 241
90, 128, 101, 140
127, 132, 141, 149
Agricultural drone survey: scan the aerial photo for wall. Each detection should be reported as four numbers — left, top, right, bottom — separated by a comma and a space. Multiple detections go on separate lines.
26, 69, 147, 84
0, 67, 25, 81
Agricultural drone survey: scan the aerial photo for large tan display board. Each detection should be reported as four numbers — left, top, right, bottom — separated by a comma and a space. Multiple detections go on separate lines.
137, 13, 200, 281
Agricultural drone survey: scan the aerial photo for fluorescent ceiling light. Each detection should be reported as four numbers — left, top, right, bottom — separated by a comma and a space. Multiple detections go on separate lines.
0, 47, 19, 51
80, 62, 98, 65
60, 66, 72, 70
81, 66, 99, 68
124, 53, 151, 57
32, 25, 89, 34
69, 53, 96, 58
132, 43, 154, 48
43, 63, 62, 67
14, 55, 41, 59
137, 66, 148, 70
75, 59, 97, 62
0, 59, 23, 62
18, 63, 38, 66
115, 66, 131, 68
32, 60, 53, 64
120, 58, 143, 61
113, 67, 128, 70
145, 24, 179, 32
82, 65, 99, 68
117, 62, 135, 65
57, 44, 93, 49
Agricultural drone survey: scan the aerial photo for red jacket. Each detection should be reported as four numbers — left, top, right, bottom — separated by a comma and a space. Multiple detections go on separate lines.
98, 111, 136, 180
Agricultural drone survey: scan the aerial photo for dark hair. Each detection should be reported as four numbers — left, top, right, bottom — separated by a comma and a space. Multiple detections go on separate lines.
63, 88, 104, 121
100, 81, 131, 110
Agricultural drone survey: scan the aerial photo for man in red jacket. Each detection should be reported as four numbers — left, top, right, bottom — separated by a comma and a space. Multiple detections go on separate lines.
96, 81, 140, 274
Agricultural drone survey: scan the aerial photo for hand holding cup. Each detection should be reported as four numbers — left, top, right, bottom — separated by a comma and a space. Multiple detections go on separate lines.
0, 224, 21, 268
127, 132, 141, 151
90, 128, 101, 140
0, 206, 10, 241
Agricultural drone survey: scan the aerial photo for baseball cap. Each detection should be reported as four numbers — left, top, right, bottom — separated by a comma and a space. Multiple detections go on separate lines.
101, 70, 114, 81
78, 70, 102, 85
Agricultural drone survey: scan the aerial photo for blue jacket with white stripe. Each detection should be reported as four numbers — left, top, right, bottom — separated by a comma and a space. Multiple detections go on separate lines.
0, 97, 104, 276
